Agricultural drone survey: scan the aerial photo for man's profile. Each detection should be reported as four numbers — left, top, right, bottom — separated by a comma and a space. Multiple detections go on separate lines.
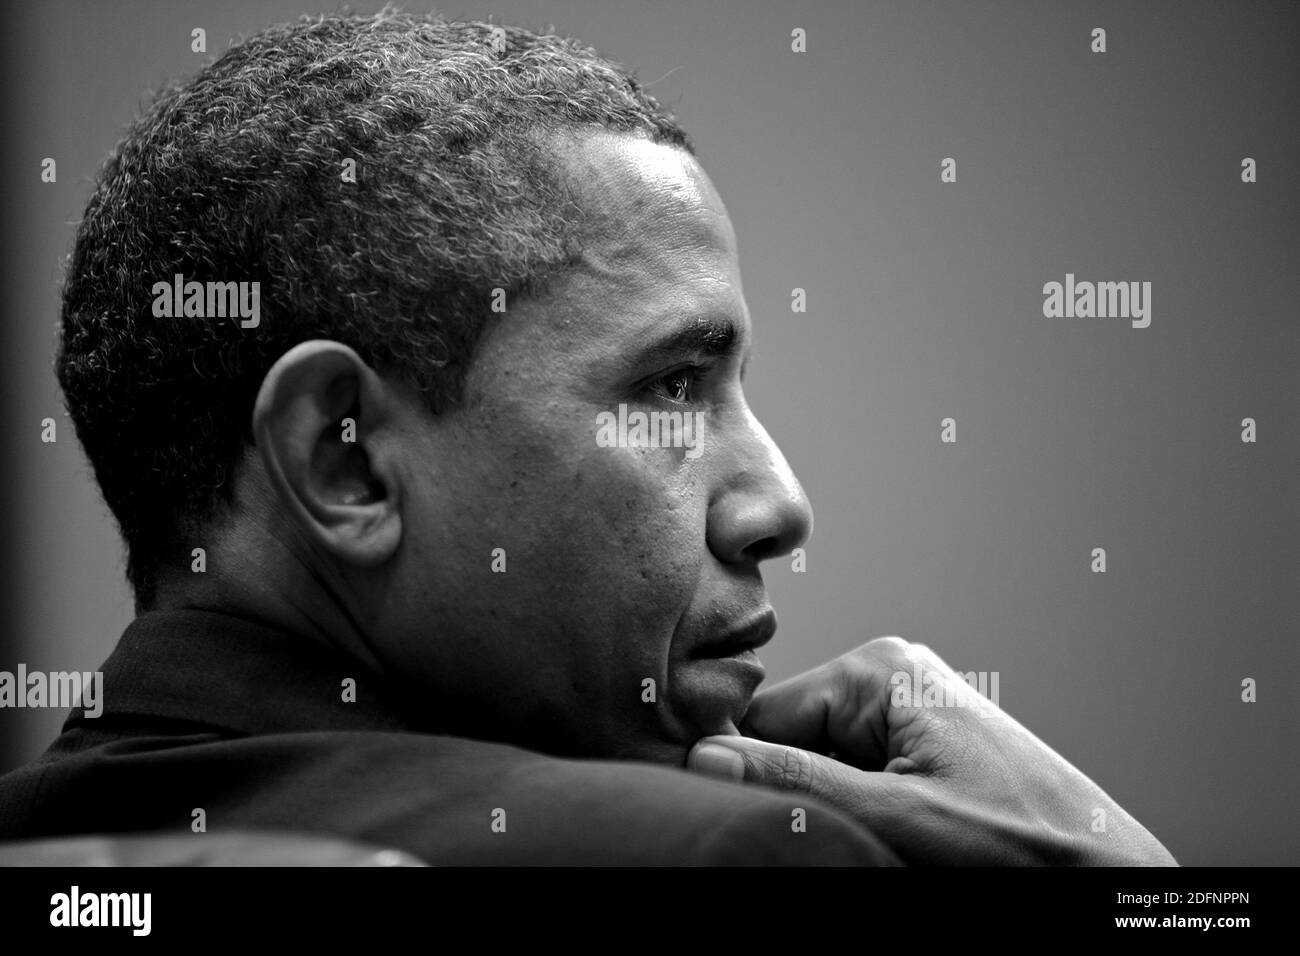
0, 11, 1175, 866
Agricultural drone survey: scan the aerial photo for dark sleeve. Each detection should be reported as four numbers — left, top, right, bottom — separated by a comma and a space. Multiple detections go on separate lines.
424, 743, 902, 866
2, 728, 900, 866
687, 793, 901, 866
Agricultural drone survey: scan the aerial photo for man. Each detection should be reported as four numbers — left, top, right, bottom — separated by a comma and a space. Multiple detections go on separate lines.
0, 12, 1174, 865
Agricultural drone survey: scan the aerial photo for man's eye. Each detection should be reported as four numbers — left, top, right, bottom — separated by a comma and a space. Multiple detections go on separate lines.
647, 368, 696, 404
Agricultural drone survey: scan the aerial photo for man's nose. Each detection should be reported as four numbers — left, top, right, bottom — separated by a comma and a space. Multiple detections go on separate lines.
706, 408, 814, 566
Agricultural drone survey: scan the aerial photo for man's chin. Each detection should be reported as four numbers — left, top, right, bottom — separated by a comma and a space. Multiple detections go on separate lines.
670, 655, 763, 738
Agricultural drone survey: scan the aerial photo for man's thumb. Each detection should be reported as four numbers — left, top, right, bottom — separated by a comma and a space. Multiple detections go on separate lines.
687, 735, 837, 795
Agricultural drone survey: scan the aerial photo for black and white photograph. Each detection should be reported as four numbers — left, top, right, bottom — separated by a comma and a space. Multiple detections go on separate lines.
0, 0, 1294, 935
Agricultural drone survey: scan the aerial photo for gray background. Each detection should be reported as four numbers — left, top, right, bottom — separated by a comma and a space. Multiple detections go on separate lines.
1, 0, 1296, 865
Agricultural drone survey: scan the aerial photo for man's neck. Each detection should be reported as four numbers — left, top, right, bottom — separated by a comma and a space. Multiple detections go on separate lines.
148, 534, 385, 679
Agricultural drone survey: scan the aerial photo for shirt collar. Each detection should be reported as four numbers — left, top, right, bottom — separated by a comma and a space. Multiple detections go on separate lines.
70, 608, 416, 736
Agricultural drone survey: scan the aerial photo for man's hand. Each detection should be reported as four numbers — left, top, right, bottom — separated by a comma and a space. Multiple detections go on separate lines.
686, 637, 1177, 866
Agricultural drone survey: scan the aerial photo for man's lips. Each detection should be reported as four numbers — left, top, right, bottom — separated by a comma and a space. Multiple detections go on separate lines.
674, 609, 775, 734
689, 609, 777, 660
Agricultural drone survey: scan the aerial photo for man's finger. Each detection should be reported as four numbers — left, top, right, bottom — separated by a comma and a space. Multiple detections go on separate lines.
740, 648, 897, 768
739, 667, 837, 753
688, 735, 945, 861
688, 735, 911, 810
689, 735, 821, 791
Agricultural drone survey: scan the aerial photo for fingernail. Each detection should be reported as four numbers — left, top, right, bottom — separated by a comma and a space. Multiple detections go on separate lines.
688, 743, 745, 781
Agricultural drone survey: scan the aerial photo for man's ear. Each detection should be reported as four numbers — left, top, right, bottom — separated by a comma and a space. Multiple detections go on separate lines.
252, 340, 404, 568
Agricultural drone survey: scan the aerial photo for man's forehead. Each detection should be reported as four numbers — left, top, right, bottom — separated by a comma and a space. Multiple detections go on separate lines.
461, 130, 751, 401
545, 130, 746, 343
553, 129, 721, 225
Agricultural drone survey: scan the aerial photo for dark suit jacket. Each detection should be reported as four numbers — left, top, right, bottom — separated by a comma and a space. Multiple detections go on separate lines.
0, 609, 899, 865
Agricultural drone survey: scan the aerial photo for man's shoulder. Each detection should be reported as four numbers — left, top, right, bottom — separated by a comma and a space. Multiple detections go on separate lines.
0, 725, 897, 865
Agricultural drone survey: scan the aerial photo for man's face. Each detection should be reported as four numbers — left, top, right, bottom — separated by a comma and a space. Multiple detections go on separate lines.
379, 130, 812, 764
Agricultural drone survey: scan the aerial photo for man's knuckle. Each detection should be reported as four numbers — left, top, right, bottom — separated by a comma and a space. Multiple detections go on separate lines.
850, 636, 909, 673
834, 649, 871, 683
866, 635, 909, 655
773, 745, 814, 791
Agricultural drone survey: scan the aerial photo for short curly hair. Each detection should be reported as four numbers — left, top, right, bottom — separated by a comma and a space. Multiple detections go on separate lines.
57, 9, 693, 610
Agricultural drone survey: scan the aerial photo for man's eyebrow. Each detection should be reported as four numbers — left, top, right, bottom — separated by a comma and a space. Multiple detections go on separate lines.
631, 314, 743, 365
